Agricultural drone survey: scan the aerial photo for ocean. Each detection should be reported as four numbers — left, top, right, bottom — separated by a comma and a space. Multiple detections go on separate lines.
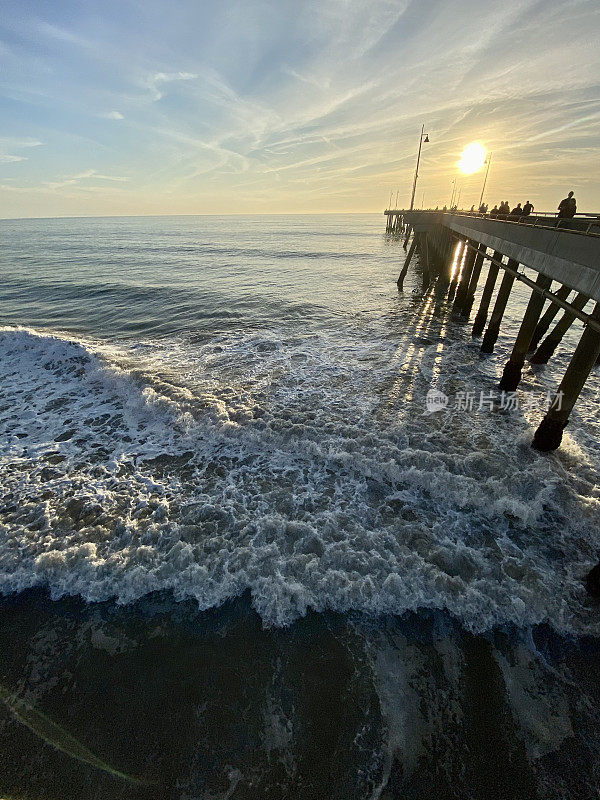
0, 213, 599, 799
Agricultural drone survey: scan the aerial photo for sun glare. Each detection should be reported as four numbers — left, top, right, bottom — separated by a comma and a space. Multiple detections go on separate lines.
458, 142, 486, 174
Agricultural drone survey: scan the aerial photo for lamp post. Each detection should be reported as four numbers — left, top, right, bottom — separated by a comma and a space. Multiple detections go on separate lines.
478, 152, 492, 210
409, 124, 429, 211
450, 178, 456, 208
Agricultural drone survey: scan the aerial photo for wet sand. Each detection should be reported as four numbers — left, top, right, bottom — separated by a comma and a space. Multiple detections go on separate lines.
2, 590, 600, 799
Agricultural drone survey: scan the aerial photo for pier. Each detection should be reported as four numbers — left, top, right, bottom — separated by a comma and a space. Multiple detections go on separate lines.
385, 209, 600, 451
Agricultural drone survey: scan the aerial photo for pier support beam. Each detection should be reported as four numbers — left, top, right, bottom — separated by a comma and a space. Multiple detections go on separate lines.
530, 292, 589, 364
498, 273, 553, 391
532, 303, 600, 451
480, 260, 519, 354
435, 234, 458, 303
397, 237, 417, 290
421, 233, 431, 290
460, 243, 487, 318
453, 240, 477, 313
447, 240, 464, 303
472, 252, 503, 336
528, 284, 572, 352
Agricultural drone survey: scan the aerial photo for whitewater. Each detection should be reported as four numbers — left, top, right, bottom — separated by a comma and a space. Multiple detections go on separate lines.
1, 214, 599, 635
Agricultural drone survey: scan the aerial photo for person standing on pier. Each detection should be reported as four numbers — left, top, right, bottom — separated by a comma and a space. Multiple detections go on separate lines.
522, 200, 534, 216
558, 191, 577, 219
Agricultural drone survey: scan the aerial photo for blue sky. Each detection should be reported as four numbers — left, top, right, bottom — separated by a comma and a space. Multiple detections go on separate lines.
1, 0, 599, 217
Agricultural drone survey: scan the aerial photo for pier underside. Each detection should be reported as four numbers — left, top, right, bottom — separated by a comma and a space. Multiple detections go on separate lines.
385, 209, 600, 452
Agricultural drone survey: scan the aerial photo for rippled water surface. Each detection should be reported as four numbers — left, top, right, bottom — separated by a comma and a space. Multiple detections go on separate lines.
1, 214, 599, 799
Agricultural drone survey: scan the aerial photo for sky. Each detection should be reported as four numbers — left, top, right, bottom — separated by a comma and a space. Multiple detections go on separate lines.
0, 0, 599, 218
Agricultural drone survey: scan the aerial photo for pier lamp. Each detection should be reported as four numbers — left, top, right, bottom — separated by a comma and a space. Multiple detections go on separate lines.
478, 152, 492, 210
409, 125, 429, 211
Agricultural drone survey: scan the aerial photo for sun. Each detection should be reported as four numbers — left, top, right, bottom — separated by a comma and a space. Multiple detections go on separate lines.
458, 142, 486, 174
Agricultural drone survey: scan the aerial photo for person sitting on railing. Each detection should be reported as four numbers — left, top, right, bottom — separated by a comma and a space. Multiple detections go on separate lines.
498, 201, 509, 217
557, 191, 577, 219
510, 203, 523, 217
522, 200, 534, 216
489, 205, 499, 218
478, 203, 488, 214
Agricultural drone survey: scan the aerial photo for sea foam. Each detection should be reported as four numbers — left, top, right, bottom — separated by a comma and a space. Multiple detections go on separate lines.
1, 326, 599, 633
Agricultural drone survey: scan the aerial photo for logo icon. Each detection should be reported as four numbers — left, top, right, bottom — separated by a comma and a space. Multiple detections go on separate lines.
425, 388, 449, 413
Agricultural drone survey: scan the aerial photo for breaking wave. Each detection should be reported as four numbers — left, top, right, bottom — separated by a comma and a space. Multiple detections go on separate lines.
1, 325, 599, 632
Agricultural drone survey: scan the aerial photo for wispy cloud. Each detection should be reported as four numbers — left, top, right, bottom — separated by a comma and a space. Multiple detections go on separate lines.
43, 170, 129, 190
98, 111, 124, 120
0, 137, 43, 165
143, 71, 198, 101
1, 0, 599, 216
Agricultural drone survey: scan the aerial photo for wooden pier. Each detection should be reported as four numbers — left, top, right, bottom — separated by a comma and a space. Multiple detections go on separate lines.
384, 209, 600, 451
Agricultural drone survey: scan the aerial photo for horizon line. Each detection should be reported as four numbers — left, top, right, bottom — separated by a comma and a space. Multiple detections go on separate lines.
0, 210, 390, 222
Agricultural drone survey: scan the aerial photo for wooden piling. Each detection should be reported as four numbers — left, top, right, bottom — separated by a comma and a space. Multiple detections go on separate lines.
397, 236, 417, 290
532, 303, 600, 451
422, 233, 431, 290
480, 260, 519, 354
460, 243, 488, 318
530, 292, 589, 364
435, 234, 458, 302
447, 239, 463, 302
472, 252, 503, 336
498, 273, 553, 391
453, 240, 477, 313
528, 284, 572, 352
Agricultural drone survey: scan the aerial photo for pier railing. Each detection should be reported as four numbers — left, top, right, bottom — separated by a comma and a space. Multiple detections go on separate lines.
385, 209, 600, 237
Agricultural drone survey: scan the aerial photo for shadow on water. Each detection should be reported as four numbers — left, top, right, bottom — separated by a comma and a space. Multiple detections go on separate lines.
1, 590, 600, 800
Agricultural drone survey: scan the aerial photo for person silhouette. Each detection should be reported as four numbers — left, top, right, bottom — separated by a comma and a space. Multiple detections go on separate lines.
522, 200, 534, 216
510, 203, 523, 216
558, 191, 576, 219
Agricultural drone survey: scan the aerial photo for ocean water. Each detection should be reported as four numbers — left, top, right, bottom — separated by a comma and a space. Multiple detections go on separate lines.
1, 214, 599, 798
